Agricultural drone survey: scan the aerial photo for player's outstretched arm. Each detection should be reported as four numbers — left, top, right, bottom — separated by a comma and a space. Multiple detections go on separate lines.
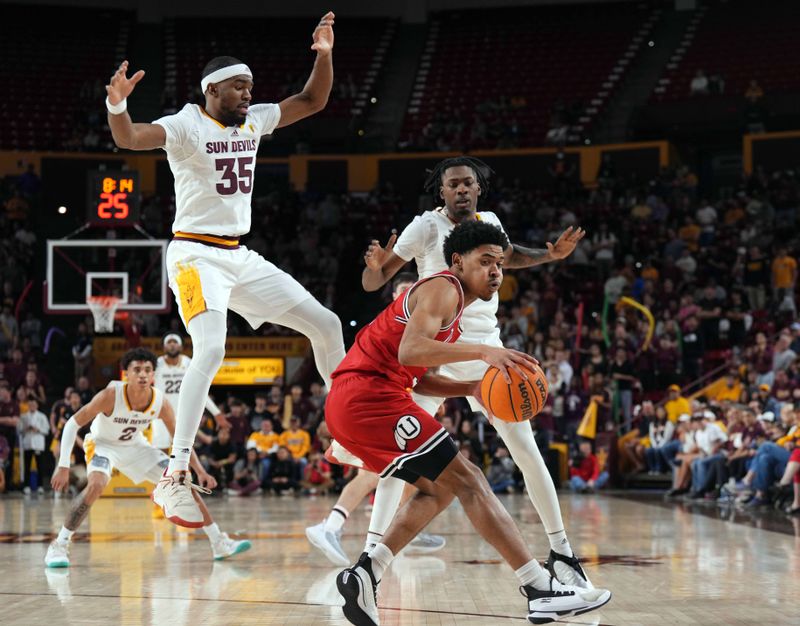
51, 388, 114, 492
106, 60, 167, 150
504, 226, 586, 269
362, 232, 407, 291
276, 12, 335, 128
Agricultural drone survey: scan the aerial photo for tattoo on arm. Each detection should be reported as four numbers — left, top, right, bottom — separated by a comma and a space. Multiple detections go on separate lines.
507, 244, 550, 268
65, 491, 91, 531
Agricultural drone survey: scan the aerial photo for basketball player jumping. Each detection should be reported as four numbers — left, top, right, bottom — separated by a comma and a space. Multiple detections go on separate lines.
360, 157, 595, 590
45, 348, 250, 568
151, 333, 226, 451
326, 221, 610, 625
106, 13, 345, 526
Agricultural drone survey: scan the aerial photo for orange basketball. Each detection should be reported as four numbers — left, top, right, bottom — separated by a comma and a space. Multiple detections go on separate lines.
480, 363, 548, 423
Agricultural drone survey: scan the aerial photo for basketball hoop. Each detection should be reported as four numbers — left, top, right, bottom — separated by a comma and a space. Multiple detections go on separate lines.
87, 296, 122, 333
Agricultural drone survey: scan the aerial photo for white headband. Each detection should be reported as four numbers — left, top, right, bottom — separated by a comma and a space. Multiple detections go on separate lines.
201, 64, 253, 93
163, 333, 183, 347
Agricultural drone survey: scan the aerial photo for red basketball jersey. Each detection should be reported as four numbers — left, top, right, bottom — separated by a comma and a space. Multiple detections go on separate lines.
333, 271, 465, 389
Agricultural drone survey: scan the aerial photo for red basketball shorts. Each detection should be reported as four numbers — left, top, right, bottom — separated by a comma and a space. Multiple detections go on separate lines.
325, 374, 457, 483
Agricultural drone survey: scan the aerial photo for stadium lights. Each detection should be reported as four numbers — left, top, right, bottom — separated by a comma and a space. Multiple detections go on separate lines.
58, 206, 67, 214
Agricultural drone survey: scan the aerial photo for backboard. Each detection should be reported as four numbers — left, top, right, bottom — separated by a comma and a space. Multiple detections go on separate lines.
45, 239, 170, 314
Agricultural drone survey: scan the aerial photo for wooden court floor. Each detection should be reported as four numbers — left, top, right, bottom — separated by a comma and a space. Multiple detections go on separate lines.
0, 492, 797, 625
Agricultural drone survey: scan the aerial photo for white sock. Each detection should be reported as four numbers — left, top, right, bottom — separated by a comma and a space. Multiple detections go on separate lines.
167, 311, 227, 474
548, 529, 573, 557
325, 506, 348, 533
363, 477, 404, 552
367, 543, 394, 581
203, 522, 222, 542
516, 558, 552, 590
57, 526, 74, 544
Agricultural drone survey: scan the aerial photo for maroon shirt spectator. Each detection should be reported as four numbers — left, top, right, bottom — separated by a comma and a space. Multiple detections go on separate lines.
4, 348, 26, 389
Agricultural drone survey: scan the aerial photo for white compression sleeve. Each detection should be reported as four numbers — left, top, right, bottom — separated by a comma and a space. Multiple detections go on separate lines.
269, 298, 345, 388
168, 310, 227, 473
365, 476, 405, 549
58, 417, 79, 469
204, 396, 221, 417
492, 419, 566, 535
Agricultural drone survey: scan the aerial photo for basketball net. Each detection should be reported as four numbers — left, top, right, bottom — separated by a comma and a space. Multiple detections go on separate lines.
87, 296, 121, 333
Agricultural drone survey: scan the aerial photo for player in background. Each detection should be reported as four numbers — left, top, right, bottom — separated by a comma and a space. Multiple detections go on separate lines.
45, 349, 250, 568
151, 333, 227, 451
361, 156, 594, 590
306, 273, 446, 566
327, 221, 610, 625
105, 13, 346, 527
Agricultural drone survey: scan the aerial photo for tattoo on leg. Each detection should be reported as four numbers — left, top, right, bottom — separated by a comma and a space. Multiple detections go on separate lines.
65, 491, 92, 531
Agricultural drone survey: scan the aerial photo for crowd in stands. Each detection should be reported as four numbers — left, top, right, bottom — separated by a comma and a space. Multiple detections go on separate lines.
1, 156, 798, 519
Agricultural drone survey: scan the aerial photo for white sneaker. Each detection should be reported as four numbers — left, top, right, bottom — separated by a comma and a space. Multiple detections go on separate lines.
23, 486, 31, 496
45, 540, 70, 568
546, 550, 594, 589
523, 577, 611, 624
211, 532, 252, 561
151, 471, 208, 528
337, 552, 380, 626
403, 532, 446, 555
306, 521, 349, 566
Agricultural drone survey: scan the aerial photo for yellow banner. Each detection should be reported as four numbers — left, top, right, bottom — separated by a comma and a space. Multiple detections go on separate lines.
212, 358, 284, 385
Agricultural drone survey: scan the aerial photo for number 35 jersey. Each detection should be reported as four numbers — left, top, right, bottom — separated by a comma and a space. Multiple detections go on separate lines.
153, 103, 281, 237
90, 381, 164, 446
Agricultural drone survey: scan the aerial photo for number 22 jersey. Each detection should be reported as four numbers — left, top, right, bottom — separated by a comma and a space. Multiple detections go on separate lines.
153, 103, 281, 237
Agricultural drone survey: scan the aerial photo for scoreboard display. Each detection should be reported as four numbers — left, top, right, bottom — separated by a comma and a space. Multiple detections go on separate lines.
86, 170, 140, 225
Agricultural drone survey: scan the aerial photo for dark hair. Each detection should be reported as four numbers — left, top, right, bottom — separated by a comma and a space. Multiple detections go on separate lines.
255, 393, 268, 401
201, 56, 245, 79
121, 348, 157, 370
392, 271, 417, 291
442, 221, 509, 266
423, 156, 494, 203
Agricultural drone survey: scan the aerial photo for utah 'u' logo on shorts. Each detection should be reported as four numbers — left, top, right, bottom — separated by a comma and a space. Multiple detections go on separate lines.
394, 415, 421, 451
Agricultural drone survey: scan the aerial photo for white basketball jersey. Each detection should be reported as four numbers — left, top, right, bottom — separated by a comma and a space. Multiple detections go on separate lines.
155, 354, 192, 407
393, 208, 508, 339
153, 103, 281, 237
90, 381, 164, 445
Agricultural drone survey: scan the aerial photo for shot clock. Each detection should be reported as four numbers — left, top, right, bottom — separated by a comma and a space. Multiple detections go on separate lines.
86, 170, 140, 225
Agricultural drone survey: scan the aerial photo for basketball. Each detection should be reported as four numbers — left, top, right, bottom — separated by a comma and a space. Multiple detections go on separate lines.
480, 363, 548, 423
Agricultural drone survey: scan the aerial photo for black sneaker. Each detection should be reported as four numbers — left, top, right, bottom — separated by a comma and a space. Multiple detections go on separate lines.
522, 576, 611, 624
545, 550, 593, 589
336, 552, 380, 626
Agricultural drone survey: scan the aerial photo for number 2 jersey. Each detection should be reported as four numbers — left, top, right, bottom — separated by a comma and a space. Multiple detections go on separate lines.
332, 271, 465, 390
153, 103, 281, 237
89, 381, 164, 445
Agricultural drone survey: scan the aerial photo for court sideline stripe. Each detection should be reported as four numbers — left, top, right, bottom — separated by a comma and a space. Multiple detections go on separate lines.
0, 590, 613, 624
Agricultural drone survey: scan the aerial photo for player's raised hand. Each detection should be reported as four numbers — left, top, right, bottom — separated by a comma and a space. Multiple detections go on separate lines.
364, 231, 397, 271
311, 11, 335, 56
546, 226, 586, 260
106, 60, 145, 105
480, 346, 540, 384
51, 467, 71, 492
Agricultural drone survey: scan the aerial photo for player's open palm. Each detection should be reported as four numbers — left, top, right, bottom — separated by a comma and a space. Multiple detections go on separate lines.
547, 226, 586, 260
364, 232, 397, 271
481, 346, 539, 383
51, 467, 70, 492
106, 60, 145, 105
311, 12, 335, 55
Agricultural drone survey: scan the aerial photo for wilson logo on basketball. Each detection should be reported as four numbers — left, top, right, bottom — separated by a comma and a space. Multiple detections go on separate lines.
534, 377, 547, 401
518, 381, 533, 420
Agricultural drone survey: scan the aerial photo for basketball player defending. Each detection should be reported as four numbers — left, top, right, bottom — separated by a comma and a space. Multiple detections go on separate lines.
45, 349, 250, 568
151, 333, 226, 451
306, 273, 446, 565
105, 13, 346, 526
327, 221, 610, 625
361, 157, 594, 589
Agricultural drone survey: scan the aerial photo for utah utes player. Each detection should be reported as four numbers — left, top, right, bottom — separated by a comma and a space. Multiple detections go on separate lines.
45, 349, 249, 569
106, 13, 345, 527
326, 222, 610, 625
151, 333, 225, 450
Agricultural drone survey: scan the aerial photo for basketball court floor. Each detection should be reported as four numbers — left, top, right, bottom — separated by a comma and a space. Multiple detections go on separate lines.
1, 493, 797, 625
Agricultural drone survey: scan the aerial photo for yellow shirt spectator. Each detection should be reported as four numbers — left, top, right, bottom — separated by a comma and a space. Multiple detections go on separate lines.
248, 431, 280, 455
664, 386, 691, 423
498, 273, 519, 303
772, 253, 797, 289
280, 427, 311, 460
714, 381, 742, 403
